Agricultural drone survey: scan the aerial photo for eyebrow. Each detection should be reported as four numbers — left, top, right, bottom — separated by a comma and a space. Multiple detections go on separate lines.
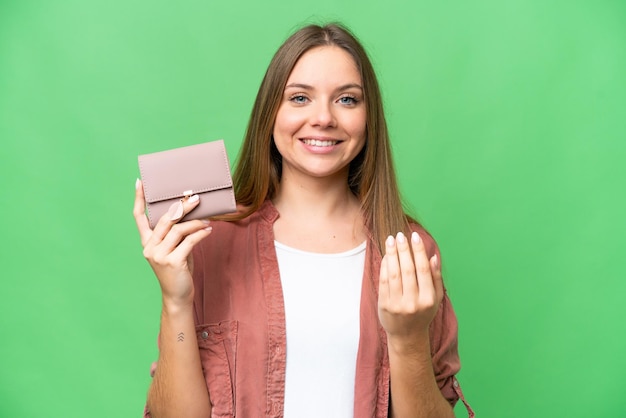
284, 83, 363, 92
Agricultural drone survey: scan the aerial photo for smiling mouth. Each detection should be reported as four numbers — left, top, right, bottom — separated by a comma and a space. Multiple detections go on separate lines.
301, 138, 340, 147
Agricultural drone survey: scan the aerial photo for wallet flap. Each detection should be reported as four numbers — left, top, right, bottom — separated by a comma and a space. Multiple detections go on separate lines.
138, 140, 234, 204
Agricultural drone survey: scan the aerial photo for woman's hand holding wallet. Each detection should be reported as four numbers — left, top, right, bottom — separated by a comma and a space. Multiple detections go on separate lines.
133, 178, 213, 309
134, 139, 236, 307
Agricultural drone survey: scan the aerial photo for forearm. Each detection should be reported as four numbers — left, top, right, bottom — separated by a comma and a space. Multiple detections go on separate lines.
388, 334, 454, 418
147, 302, 211, 418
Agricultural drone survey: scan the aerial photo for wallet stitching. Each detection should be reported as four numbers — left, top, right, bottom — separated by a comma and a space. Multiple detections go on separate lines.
139, 142, 235, 204
220, 144, 236, 209
222, 145, 237, 209
149, 184, 233, 201
138, 158, 156, 226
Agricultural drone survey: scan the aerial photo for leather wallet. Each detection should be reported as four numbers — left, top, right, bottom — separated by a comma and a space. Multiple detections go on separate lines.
138, 140, 237, 228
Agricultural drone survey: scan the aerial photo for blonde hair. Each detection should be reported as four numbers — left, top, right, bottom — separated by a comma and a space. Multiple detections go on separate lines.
228, 23, 415, 253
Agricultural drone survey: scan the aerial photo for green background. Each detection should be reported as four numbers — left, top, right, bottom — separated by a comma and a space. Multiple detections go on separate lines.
1, 0, 624, 417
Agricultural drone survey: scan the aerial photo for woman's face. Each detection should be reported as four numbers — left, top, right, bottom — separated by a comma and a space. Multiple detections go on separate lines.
272, 46, 366, 183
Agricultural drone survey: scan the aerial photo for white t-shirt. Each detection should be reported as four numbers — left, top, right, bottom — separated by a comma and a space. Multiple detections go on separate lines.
275, 240, 366, 418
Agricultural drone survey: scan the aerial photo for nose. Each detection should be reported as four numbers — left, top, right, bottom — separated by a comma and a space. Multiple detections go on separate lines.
310, 100, 336, 128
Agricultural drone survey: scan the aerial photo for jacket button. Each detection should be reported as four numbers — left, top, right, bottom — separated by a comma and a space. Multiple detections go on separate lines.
201, 331, 209, 339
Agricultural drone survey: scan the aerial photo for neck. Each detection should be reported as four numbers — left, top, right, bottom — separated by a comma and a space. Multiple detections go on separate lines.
272, 167, 359, 219
271, 166, 367, 253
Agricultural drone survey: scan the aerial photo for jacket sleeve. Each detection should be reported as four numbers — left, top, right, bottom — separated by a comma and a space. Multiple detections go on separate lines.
414, 225, 475, 416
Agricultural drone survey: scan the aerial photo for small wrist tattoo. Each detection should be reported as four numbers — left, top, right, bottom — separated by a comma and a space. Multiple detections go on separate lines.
177, 332, 185, 342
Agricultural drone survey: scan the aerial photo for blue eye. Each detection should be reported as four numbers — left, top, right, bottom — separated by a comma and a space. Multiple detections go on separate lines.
290, 95, 308, 104
339, 96, 358, 105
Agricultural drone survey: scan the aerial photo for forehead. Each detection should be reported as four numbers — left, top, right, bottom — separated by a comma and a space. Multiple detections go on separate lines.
286, 46, 361, 85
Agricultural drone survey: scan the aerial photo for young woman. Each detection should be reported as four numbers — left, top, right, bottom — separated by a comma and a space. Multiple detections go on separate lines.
134, 23, 473, 418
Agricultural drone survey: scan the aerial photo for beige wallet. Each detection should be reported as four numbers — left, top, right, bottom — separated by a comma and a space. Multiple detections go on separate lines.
138, 140, 237, 228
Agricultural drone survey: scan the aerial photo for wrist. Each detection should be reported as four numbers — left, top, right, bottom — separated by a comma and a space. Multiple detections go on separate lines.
161, 296, 195, 317
387, 330, 431, 358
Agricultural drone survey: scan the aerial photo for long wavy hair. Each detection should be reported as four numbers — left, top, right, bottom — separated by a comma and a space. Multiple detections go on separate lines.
226, 23, 415, 254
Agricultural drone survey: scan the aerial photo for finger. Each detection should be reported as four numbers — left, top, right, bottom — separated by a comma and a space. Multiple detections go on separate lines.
133, 179, 152, 246
385, 235, 403, 301
430, 254, 444, 304
157, 219, 212, 255
396, 232, 418, 299
410, 232, 435, 300
378, 254, 390, 306
150, 194, 202, 245
168, 225, 213, 264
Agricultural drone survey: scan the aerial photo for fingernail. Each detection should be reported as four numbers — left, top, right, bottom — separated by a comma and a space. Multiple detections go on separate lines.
204, 226, 213, 232
202, 219, 211, 225
386, 235, 395, 247
188, 194, 199, 203
396, 232, 406, 244
135, 178, 141, 189
432, 254, 439, 269
412, 232, 420, 243
167, 201, 184, 221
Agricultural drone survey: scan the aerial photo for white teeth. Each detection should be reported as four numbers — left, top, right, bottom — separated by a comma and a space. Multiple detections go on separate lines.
302, 139, 338, 147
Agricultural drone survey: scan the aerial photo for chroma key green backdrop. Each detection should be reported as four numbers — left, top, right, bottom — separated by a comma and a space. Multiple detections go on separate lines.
1, 0, 625, 417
